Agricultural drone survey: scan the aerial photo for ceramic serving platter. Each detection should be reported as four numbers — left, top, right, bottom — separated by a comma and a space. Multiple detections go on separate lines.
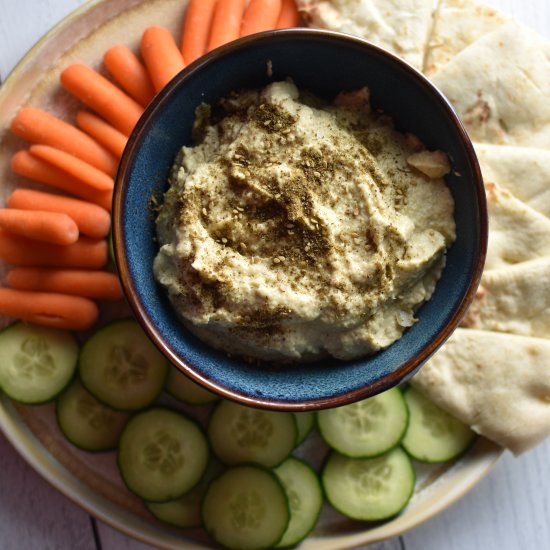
0, 0, 503, 548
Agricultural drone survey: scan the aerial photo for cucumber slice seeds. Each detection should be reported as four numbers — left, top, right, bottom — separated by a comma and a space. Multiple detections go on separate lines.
56, 379, 130, 452
322, 447, 416, 521
317, 386, 409, 457
208, 400, 297, 467
202, 465, 290, 550
274, 457, 323, 548
79, 320, 167, 411
0, 322, 78, 404
402, 387, 476, 462
118, 408, 209, 502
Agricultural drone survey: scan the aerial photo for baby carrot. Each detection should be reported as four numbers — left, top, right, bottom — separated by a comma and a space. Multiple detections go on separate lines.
0, 209, 78, 246
141, 26, 186, 92
30, 145, 114, 192
60, 63, 144, 136
0, 288, 99, 331
241, 0, 282, 36
75, 111, 127, 159
10, 107, 118, 177
7, 189, 111, 239
7, 268, 123, 301
103, 44, 156, 107
276, 0, 300, 28
0, 230, 108, 269
181, 0, 217, 64
11, 150, 113, 211
207, 0, 247, 51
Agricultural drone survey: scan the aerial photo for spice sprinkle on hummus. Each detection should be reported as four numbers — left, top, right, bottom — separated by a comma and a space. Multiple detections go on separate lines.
154, 80, 455, 363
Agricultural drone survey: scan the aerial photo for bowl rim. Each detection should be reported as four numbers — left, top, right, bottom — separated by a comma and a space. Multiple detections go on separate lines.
113, 27, 488, 411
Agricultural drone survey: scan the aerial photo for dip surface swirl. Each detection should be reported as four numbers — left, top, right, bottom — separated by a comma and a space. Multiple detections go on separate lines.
154, 81, 456, 362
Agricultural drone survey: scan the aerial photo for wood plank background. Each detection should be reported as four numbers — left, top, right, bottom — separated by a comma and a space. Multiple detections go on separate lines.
0, 0, 549, 548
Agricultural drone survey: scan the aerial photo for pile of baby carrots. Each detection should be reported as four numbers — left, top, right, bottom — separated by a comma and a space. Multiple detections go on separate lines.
0, 0, 300, 331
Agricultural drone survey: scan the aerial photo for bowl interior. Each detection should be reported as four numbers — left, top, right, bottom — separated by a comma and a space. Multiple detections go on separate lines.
114, 29, 486, 410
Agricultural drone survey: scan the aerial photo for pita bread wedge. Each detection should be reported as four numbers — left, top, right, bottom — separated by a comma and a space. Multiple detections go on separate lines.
431, 22, 550, 148
475, 144, 550, 218
484, 182, 550, 270
411, 328, 550, 454
462, 257, 550, 338
296, 0, 436, 69
423, 0, 509, 75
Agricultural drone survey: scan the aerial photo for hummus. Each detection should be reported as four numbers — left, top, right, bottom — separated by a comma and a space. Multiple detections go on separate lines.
154, 81, 455, 362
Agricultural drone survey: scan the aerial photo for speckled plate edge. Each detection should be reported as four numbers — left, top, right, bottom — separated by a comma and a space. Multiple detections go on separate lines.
0, 0, 504, 548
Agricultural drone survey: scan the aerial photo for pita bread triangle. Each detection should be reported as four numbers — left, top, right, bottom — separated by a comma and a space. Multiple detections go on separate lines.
462, 256, 550, 339
430, 21, 550, 147
296, 0, 436, 69
411, 328, 550, 454
423, 0, 509, 75
474, 143, 550, 218
484, 182, 550, 270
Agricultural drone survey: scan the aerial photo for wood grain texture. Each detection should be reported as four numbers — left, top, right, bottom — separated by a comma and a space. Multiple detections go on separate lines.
0, 433, 96, 550
403, 443, 550, 550
0, 1, 549, 550
97, 522, 158, 550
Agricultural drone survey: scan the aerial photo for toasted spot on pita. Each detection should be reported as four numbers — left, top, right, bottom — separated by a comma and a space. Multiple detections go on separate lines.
423, 0, 509, 75
474, 143, 550, 218
431, 22, 550, 148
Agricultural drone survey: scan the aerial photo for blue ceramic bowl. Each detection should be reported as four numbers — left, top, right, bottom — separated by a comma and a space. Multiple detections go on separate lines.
113, 29, 487, 410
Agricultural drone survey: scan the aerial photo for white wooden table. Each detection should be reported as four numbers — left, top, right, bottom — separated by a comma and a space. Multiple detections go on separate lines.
1, 1, 550, 549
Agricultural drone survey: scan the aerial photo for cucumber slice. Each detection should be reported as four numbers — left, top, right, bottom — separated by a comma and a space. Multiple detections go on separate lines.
322, 447, 415, 521
56, 379, 130, 452
317, 387, 408, 457
166, 367, 219, 405
208, 400, 297, 467
118, 408, 209, 502
79, 320, 167, 411
202, 465, 290, 550
0, 323, 78, 404
293, 411, 315, 445
146, 459, 224, 528
402, 387, 476, 462
274, 457, 323, 548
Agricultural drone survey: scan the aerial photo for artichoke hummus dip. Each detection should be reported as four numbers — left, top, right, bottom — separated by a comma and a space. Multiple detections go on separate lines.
153, 80, 455, 363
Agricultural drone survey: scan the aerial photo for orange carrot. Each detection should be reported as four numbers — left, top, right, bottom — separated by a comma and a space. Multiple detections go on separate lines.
30, 145, 114, 192
11, 150, 112, 211
208, 0, 247, 51
0, 230, 107, 269
181, 0, 218, 64
10, 107, 118, 177
276, 0, 300, 28
241, 0, 282, 36
0, 209, 78, 246
7, 189, 111, 239
75, 111, 128, 159
7, 268, 123, 301
141, 26, 186, 92
0, 288, 99, 331
103, 44, 156, 107
60, 63, 144, 136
